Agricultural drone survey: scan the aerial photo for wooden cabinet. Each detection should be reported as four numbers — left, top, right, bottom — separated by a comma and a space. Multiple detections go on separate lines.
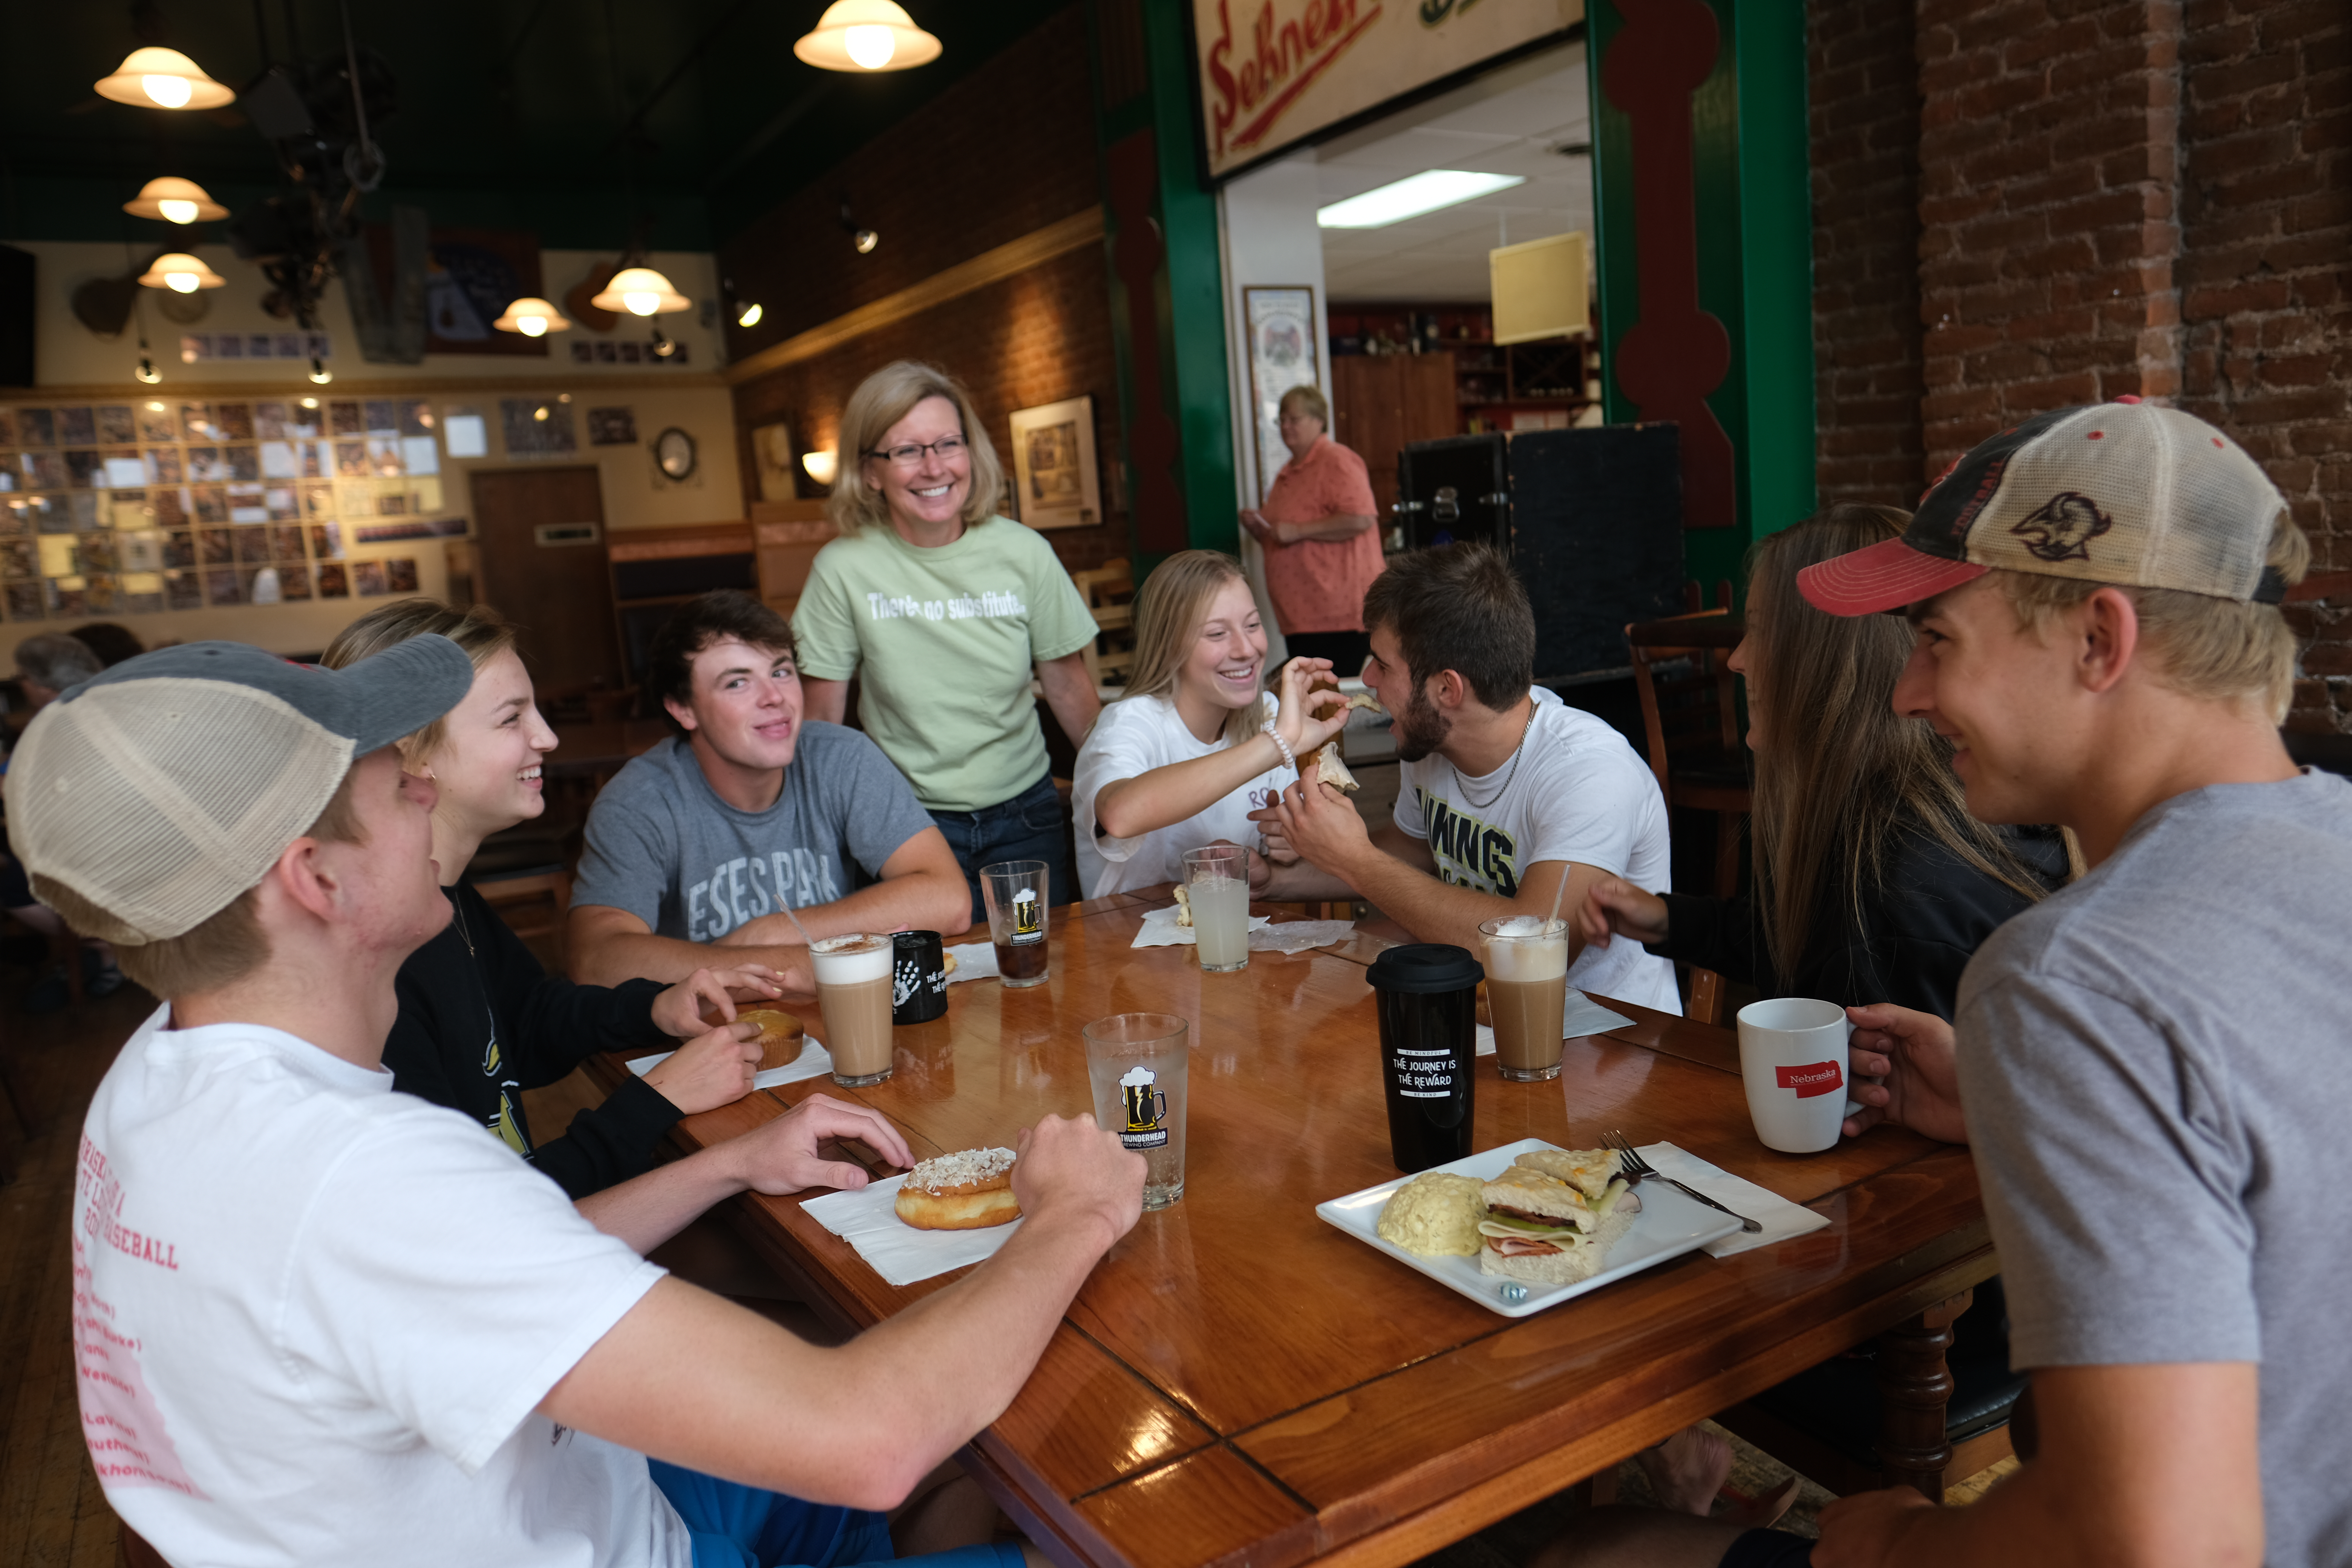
1329, 351, 1457, 522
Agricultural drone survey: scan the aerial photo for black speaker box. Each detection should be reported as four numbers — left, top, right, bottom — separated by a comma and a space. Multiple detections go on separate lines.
1507, 424, 1685, 680
0, 246, 33, 388
1396, 434, 1507, 552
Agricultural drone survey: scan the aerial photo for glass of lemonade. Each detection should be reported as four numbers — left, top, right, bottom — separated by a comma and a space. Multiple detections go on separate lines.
1082, 1012, 1190, 1209
1479, 915, 1570, 1081
811, 933, 894, 1086
1182, 845, 1251, 973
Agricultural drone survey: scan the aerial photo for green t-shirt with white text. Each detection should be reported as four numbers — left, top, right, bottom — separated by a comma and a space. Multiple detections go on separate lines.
790, 517, 1098, 812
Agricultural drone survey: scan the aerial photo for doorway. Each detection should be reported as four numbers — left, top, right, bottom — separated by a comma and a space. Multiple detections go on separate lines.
468, 466, 622, 691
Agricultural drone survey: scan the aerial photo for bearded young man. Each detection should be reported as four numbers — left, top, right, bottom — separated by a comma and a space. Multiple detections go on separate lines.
1254, 541, 1680, 1012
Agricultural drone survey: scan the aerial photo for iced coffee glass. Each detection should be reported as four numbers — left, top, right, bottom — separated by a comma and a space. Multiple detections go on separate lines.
1479, 915, 1570, 1082
980, 860, 1051, 988
811, 933, 894, 1086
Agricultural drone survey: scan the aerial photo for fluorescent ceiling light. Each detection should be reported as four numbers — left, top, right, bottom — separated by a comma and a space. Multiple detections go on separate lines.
1317, 170, 1526, 229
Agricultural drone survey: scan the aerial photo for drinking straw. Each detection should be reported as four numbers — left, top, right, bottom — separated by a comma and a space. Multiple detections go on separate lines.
773, 890, 817, 947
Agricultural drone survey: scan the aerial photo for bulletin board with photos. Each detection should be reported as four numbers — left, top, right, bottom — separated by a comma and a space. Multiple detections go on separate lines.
0, 396, 467, 621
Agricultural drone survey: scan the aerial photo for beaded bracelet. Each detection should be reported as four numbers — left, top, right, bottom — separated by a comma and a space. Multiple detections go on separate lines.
1266, 726, 1299, 776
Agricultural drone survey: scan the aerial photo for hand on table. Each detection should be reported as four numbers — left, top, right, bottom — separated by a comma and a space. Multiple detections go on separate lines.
1813, 1484, 1939, 1568
1842, 1003, 1969, 1144
1010, 1114, 1145, 1252
1255, 776, 1370, 874
650, 965, 784, 1038
1574, 875, 1669, 948
641, 1020, 762, 1115
726, 1093, 913, 1196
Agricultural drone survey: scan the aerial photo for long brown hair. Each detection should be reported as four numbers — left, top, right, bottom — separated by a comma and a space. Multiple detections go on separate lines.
320, 598, 518, 768
1747, 506, 2052, 981
1112, 550, 1266, 746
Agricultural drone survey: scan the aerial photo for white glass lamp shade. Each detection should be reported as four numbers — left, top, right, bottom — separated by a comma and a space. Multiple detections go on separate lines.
95, 48, 237, 111
801, 450, 839, 485
137, 253, 227, 293
492, 297, 573, 336
588, 267, 690, 317
123, 176, 228, 224
793, 1, 942, 72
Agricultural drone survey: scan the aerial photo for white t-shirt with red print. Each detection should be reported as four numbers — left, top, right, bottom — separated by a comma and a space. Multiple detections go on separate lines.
75, 1006, 689, 1568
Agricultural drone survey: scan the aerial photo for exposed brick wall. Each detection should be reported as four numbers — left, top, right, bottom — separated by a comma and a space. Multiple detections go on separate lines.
1808, 0, 1928, 507
1914, 0, 2188, 482
731, 243, 1129, 578
2174, 0, 2350, 731
720, 4, 1126, 576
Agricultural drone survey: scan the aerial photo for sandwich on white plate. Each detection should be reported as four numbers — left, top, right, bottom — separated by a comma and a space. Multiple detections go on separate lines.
1474, 1147, 1643, 1285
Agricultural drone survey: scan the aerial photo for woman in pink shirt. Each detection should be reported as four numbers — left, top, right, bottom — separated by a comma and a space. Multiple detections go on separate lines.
1239, 384, 1384, 675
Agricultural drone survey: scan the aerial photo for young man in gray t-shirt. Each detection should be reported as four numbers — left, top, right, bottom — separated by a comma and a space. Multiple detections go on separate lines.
1779, 405, 2350, 1568
567, 592, 970, 988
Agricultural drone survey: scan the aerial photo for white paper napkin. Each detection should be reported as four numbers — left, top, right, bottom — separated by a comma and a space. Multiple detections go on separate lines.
1250, 919, 1357, 954
1473, 990, 1636, 1055
800, 1175, 1022, 1286
1636, 1141, 1831, 1259
627, 1037, 836, 1092
1131, 902, 1273, 948
944, 942, 998, 983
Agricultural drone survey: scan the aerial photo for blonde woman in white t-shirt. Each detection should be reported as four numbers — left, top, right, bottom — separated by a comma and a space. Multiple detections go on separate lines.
1073, 551, 1351, 896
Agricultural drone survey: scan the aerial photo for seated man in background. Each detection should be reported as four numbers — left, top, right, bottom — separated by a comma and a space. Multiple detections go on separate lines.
568, 590, 972, 988
1256, 541, 1681, 1014
30, 635, 1145, 1568
1554, 403, 2352, 1568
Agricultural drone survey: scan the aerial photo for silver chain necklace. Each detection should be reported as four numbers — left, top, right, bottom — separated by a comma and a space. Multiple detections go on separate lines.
1450, 701, 1537, 811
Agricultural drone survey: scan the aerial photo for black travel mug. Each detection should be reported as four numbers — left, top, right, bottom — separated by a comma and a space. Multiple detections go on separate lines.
891, 930, 949, 1024
1365, 943, 1484, 1172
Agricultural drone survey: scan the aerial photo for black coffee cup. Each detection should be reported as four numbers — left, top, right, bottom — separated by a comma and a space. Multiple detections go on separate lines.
891, 931, 949, 1024
1365, 943, 1483, 1172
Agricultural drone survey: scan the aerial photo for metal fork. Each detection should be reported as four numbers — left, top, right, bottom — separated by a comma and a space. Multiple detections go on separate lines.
1605, 1132, 1762, 1233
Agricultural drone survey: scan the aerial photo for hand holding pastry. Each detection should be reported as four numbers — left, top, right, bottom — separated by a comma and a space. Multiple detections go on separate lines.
642, 1020, 761, 1115
651, 964, 783, 1038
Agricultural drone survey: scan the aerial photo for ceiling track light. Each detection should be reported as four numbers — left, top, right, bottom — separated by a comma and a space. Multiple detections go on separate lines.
722, 276, 763, 329
839, 199, 878, 255
308, 357, 333, 385
124, 176, 228, 225
95, 47, 236, 110
793, 0, 942, 73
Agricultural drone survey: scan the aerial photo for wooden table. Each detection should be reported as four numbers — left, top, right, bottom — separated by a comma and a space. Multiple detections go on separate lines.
593, 892, 1992, 1568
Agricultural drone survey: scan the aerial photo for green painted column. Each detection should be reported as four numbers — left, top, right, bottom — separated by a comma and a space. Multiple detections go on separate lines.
1090, 0, 1239, 577
1587, 0, 1817, 600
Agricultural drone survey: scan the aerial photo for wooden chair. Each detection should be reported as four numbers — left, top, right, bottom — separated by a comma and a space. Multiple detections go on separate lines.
1625, 608, 1750, 899
1072, 557, 1136, 688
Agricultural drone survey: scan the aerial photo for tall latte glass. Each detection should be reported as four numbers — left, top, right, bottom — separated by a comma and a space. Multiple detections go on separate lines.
1479, 915, 1570, 1082
811, 933, 894, 1086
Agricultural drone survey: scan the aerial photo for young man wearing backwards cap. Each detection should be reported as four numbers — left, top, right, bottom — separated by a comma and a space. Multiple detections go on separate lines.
18, 638, 1144, 1568
1551, 401, 2352, 1568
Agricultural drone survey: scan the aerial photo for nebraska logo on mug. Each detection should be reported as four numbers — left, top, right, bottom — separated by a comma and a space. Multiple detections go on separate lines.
1775, 1061, 1845, 1099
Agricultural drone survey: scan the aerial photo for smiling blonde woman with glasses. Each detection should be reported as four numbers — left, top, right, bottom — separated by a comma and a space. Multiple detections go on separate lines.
793, 360, 1105, 919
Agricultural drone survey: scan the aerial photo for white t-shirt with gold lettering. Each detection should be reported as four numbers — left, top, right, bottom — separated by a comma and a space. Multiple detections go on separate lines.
1395, 687, 1681, 1014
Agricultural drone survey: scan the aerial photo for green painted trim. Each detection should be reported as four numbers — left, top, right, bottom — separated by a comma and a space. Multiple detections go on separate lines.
1585, 0, 1816, 602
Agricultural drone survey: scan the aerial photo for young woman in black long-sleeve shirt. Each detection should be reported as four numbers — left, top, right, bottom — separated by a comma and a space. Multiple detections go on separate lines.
324, 600, 787, 1197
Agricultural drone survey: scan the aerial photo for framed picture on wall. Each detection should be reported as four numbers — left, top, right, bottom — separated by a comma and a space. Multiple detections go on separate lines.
1007, 395, 1101, 530
1244, 286, 1319, 502
751, 422, 798, 503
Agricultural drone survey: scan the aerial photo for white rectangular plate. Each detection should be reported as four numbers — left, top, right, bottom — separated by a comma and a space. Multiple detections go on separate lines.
627, 1038, 835, 1092
1315, 1138, 1743, 1318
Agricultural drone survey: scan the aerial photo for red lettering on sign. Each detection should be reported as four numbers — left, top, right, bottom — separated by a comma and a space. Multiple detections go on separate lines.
1204, 0, 1382, 161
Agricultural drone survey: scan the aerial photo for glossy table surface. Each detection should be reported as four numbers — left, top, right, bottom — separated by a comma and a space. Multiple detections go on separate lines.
600, 890, 1992, 1568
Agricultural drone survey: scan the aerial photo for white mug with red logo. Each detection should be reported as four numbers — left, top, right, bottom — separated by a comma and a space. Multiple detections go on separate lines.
1736, 997, 1856, 1153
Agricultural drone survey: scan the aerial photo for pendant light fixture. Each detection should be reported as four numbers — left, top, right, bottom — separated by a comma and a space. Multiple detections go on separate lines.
95, 47, 237, 110
492, 297, 573, 337
793, 1, 942, 73
801, 450, 839, 485
590, 266, 690, 317
137, 253, 227, 294
123, 176, 229, 225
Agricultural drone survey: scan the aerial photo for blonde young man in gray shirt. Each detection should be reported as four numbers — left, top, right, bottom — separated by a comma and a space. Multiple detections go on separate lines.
1557, 402, 2351, 1568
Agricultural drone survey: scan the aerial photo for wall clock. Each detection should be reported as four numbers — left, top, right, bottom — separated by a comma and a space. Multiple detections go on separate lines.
654, 427, 697, 480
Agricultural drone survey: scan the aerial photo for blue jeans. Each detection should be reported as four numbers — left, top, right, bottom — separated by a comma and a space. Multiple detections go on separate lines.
926, 772, 1072, 925
649, 1459, 1025, 1568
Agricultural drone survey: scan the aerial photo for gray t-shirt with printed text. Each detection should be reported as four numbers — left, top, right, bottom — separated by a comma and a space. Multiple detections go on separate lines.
572, 725, 936, 942
1956, 770, 2352, 1567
